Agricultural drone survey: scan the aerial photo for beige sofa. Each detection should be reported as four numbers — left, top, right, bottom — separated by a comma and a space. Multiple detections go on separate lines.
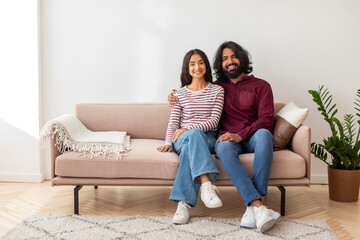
50, 103, 311, 216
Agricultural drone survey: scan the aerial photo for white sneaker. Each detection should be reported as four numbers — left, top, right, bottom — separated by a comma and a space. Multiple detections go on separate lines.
172, 201, 191, 224
200, 184, 223, 208
254, 206, 280, 233
240, 206, 256, 228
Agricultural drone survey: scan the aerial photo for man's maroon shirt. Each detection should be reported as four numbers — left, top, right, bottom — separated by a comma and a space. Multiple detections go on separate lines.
215, 75, 274, 141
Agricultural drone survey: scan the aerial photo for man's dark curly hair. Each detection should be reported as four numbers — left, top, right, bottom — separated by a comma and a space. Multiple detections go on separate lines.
180, 49, 213, 87
213, 41, 253, 82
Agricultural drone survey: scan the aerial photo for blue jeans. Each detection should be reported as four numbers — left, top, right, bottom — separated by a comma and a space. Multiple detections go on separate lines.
169, 129, 219, 207
215, 129, 273, 206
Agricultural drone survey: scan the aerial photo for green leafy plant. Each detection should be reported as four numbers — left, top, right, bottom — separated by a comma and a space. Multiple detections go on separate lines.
308, 86, 360, 170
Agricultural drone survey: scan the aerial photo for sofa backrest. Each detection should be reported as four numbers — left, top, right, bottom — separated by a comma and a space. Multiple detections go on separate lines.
76, 103, 170, 139
76, 102, 285, 140
274, 102, 285, 115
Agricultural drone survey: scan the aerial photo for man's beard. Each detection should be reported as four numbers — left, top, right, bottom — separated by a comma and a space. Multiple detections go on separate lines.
224, 64, 242, 80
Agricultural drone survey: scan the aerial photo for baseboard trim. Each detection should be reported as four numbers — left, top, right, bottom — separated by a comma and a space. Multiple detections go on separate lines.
311, 174, 328, 184
0, 173, 44, 183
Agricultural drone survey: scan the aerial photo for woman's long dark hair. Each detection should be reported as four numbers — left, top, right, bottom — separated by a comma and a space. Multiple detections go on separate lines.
180, 49, 213, 87
213, 41, 253, 82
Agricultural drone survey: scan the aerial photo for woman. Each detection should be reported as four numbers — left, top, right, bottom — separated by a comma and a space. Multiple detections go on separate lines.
157, 49, 225, 224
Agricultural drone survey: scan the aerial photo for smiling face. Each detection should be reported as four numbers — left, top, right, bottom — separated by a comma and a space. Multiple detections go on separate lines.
189, 54, 206, 80
221, 48, 242, 79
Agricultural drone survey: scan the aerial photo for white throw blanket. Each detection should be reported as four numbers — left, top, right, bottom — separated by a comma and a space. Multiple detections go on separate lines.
40, 114, 131, 159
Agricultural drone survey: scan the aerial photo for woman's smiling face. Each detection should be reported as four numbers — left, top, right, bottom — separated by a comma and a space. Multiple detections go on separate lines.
189, 54, 206, 80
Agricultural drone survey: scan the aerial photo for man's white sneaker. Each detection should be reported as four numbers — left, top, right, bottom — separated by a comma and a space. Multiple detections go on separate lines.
172, 201, 191, 224
240, 206, 256, 228
254, 206, 280, 233
200, 184, 223, 208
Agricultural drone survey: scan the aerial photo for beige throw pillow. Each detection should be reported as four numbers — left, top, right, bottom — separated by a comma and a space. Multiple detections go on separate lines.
272, 102, 309, 151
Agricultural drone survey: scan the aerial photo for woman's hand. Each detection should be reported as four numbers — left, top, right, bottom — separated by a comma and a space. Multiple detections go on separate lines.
157, 145, 172, 152
168, 89, 179, 106
217, 132, 243, 143
172, 128, 187, 142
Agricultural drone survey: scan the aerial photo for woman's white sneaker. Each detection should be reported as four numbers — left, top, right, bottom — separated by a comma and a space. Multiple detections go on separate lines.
240, 206, 256, 228
172, 201, 191, 224
200, 184, 223, 208
254, 206, 280, 233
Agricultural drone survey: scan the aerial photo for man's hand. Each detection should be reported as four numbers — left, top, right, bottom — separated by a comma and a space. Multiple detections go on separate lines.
157, 145, 172, 152
168, 89, 179, 106
172, 128, 187, 142
217, 133, 243, 143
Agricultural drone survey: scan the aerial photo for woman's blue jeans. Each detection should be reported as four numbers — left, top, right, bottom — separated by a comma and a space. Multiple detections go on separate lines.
169, 129, 219, 207
215, 129, 273, 206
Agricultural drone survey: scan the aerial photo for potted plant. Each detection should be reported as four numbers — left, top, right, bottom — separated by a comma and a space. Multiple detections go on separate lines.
308, 86, 360, 202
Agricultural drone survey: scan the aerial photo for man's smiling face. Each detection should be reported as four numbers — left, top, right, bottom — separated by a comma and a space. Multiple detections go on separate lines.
222, 48, 242, 79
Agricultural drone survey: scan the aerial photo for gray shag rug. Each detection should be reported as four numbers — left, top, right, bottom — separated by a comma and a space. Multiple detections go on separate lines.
1, 214, 338, 240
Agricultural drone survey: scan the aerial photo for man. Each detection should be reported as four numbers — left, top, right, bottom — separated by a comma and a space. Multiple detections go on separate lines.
169, 41, 280, 233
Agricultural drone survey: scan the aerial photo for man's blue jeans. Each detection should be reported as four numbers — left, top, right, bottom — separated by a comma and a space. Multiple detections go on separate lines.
169, 129, 219, 207
215, 129, 273, 206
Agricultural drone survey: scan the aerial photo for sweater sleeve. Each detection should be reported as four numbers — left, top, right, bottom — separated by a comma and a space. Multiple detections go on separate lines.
164, 93, 181, 145
236, 83, 274, 141
186, 87, 225, 132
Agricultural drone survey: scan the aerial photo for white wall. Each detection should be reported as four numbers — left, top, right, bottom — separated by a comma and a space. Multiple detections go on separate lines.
0, 0, 42, 182
22, 0, 360, 182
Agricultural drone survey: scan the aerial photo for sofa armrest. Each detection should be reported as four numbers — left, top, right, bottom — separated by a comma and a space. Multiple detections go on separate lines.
50, 128, 61, 179
289, 125, 311, 183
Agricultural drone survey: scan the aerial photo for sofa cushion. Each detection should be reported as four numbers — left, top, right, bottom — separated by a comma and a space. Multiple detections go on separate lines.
215, 150, 306, 180
55, 139, 306, 180
55, 139, 180, 179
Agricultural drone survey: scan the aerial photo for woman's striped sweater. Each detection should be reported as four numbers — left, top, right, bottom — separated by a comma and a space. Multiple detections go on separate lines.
165, 83, 225, 145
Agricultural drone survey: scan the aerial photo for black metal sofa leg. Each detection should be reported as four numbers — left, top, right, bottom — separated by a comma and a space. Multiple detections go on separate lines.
277, 186, 286, 216
74, 185, 83, 215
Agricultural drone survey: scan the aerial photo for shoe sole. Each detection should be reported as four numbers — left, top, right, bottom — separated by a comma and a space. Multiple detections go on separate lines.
172, 221, 188, 225
240, 221, 256, 228
172, 218, 189, 225
202, 201, 223, 208
259, 219, 276, 233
